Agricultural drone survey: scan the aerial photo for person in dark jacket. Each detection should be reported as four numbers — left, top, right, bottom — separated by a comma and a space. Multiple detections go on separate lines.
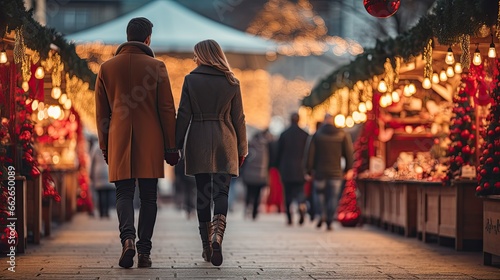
241, 129, 272, 220
175, 40, 248, 267
304, 114, 353, 231
275, 113, 309, 225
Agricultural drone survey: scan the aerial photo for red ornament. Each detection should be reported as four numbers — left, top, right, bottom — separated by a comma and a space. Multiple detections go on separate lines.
485, 182, 490, 188
476, 186, 482, 192
493, 167, 500, 173
480, 169, 488, 176
363, 0, 401, 18
495, 182, 500, 188
455, 156, 464, 165
462, 145, 471, 154
461, 130, 470, 139
486, 157, 494, 164
495, 126, 500, 133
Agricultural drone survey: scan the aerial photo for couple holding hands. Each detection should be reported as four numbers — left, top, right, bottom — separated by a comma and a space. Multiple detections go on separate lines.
95, 17, 248, 268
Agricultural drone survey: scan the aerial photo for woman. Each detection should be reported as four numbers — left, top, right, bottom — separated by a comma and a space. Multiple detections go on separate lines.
89, 137, 115, 219
176, 39, 248, 266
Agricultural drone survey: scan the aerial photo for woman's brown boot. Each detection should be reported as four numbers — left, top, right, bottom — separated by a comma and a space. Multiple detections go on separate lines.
210, 214, 226, 266
198, 222, 213, 262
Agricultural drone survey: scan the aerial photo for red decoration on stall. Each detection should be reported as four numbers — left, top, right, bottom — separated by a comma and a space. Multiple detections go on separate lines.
443, 70, 477, 186
363, 0, 400, 18
337, 180, 361, 227
476, 59, 500, 196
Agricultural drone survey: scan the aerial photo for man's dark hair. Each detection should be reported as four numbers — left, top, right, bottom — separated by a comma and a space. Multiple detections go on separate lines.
290, 112, 299, 124
127, 17, 153, 42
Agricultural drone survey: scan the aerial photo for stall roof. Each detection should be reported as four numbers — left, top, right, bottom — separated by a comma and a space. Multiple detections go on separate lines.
66, 0, 275, 54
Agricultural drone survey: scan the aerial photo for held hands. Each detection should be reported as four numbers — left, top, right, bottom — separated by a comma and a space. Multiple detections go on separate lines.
344, 169, 354, 181
238, 156, 246, 167
165, 149, 180, 166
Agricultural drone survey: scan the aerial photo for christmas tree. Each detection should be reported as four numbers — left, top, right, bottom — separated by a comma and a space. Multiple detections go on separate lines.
476, 62, 500, 195
443, 72, 477, 185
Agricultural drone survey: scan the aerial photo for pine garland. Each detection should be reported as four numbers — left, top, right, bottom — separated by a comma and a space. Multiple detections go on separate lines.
0, 0, 96, 89
303, 0, 498, 108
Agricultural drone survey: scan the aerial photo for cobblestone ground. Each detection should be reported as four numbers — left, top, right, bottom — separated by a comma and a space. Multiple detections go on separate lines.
2, 204, 500, 279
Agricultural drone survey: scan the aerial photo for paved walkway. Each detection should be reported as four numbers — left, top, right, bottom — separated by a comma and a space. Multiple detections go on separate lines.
3, 204, 500, 279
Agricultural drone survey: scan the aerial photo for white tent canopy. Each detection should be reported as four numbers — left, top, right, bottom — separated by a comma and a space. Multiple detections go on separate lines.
67, 0, 275, 54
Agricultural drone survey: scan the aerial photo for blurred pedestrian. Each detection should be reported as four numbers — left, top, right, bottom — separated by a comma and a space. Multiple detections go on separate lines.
175, 39, 247, 267
95, 17, 179, 268
241, 129, 272, 220
174, 158, 196, 219
275, 113, 309, 225
89, 137, 115, 219
304, 114, 353, 231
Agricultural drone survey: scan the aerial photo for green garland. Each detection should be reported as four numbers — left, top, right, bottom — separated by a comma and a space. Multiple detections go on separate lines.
303, 0, 498, 108
0, 0, 96, 89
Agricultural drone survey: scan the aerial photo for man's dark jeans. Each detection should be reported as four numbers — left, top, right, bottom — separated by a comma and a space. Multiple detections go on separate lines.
115, 178, 158, 254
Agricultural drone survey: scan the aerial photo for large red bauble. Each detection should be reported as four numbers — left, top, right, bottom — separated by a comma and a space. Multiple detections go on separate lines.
485, 182, 491, 188
481, 169, 488, 176
493, 167, 500, 173
455, 156, 464, 165
461, 130, 470, 138
456, 141, 463, 148
363, 0, 401, 18
495, 126, 500, 133
486, 157, 494, 164
495, 182, 500, 188
476, 186, 482, 192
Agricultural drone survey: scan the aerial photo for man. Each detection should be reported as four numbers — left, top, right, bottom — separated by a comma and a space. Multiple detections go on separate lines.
95, 17, 179, 268
304, 114, 353, 231
275, 113, 309, 225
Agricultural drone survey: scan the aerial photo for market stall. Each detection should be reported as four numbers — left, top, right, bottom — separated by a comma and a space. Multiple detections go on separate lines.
301, 0, 499, 258
0, 0, 95, 253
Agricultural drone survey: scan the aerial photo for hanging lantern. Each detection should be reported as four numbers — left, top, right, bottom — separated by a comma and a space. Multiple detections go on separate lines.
363, 0, 401, 18
0, 48, 7, 64
488, 33, 496, 58
34, 66, 45, 79
445, 46, 455, 65
59, 93, 68, 105
454, 62, 463, 74
472, 44, 482, 66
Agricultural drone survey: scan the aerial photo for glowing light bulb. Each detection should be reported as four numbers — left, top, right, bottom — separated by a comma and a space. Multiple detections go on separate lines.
454, 62, 462, 74
391, 91, 400, 103
445, 47, 455, 65
0, 49, 7, 64
31, 100, 39, 111
473, 46, 482, 66
345, 116, 354, 128
35, 66, 45, 79
22, 81, 29, 92
51, 87, 62, 99
334, 114, 345, 128
358, 102, 367, 113
488, 43, 496, 58
377, 80, 387, 93
446, 66, 454, 78
422, 77, 432, 89
365, 100, 373, 111
408, 83, 416, 94
439, 69, 448, 82
432, 73, 439, 84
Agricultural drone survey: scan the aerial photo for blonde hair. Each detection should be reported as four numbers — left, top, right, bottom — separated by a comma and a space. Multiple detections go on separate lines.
194, 40, 239, 85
